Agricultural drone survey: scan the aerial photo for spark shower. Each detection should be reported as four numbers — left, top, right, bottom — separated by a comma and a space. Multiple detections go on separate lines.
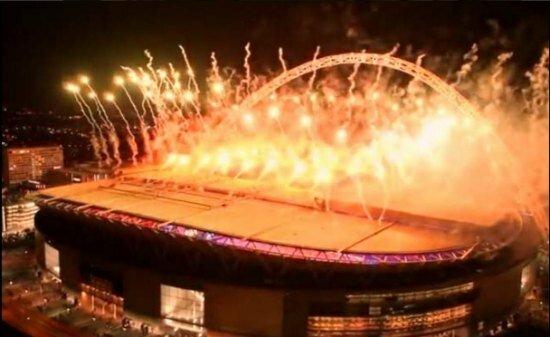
63, 44, 549, 234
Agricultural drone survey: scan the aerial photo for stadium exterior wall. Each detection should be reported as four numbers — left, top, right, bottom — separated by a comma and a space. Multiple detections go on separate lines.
34, 207, 540, 337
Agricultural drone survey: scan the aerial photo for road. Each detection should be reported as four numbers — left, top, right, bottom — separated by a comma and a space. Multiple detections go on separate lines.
3, 301, 97, 337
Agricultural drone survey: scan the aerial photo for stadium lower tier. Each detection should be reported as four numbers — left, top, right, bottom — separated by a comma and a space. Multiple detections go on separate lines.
34, 206, 540, 337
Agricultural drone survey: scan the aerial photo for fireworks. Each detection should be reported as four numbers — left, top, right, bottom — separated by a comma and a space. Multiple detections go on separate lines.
63, 45, 549, 233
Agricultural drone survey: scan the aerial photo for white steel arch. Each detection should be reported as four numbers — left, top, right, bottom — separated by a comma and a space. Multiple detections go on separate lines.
239, 52, 478, 118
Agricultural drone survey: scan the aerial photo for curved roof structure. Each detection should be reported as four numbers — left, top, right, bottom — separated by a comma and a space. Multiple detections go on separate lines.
35, 169, 503, 266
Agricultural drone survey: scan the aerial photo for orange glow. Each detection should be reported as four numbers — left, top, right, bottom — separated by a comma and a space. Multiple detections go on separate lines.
335, 128, 348, 144
315, 167, 332, 185
267, 105, 280, 119
62, 48, 549, 232
64, 83, 80, 93
158, 69, 167, 79
142, 74, 153, 86
79, 75, 90, 85
183, 90, 195, 102
128, 72, 139, 83
113, 76, 125, 86
103, 92, 115, 102
242, 112, 255, 126
163, 91, 175, 101
300, 114, 312, 128
212, 82, 224, 94
177, 154, 191, 166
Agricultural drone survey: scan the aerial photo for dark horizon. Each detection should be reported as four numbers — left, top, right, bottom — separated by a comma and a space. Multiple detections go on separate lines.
2, 1, 549, 113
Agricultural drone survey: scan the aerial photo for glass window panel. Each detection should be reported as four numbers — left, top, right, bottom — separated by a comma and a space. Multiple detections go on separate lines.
44, 242, 60, 277
160, 284, 204, 325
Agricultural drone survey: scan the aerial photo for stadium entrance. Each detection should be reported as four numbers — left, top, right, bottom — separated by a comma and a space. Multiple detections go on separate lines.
160, 285, 204, 326
79, 275, 124, 320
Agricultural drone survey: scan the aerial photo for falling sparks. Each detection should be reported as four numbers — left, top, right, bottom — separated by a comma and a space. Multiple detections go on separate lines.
62, 45, 549, 233
211, 82, 224, 95
267, 105, 280, 119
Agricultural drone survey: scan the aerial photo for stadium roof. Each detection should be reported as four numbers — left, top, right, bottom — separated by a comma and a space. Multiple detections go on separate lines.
38, 171, 479, 255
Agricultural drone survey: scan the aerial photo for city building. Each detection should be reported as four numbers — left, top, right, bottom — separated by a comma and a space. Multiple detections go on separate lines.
2, 201, 39, 233
33, 170, 542, 337
5, 145, 64, 185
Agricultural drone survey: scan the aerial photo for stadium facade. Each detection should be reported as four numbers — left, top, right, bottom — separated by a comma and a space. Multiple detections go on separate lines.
34, 174, 541, 337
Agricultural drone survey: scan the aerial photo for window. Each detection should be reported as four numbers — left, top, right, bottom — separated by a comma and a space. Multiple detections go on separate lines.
160, 285, 204, 325
308, 304, 471, 333
345, 283, 474, 304
369, 306, 381, 316
44, 242, 60, 277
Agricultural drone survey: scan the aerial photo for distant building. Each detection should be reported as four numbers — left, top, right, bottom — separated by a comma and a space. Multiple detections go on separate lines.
5, 145, 64, 185
1, 201, 38, 233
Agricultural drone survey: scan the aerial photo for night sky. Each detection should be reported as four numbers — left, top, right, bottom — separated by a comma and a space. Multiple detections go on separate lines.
2, 1, 548, 112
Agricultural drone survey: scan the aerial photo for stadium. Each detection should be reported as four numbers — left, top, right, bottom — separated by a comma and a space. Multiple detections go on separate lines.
30, 49, 547, 337
33, 166, 541, 337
